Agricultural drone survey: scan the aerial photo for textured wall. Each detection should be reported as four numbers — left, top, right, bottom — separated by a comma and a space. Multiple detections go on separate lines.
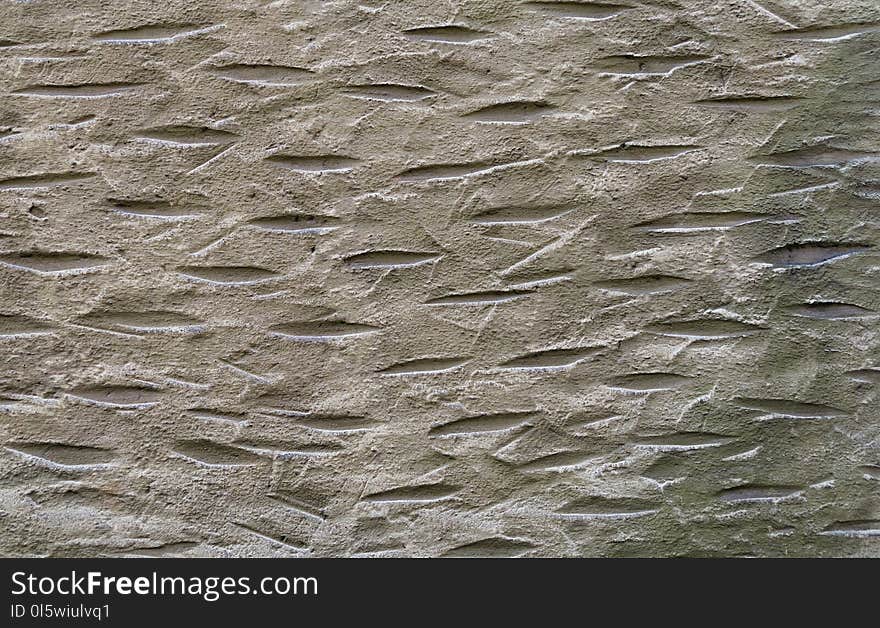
1, 0, 878, 557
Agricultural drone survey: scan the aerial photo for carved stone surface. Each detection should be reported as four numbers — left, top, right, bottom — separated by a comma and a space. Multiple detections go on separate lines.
1, 1, 878, 557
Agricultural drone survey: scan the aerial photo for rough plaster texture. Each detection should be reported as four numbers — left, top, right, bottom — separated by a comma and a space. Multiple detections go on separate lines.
0, 0, 879, 558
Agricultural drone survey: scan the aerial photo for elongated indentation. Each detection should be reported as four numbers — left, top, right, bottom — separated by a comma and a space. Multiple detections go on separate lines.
508, 269, 573, 289
362, 483, 459, 503
5, 443, 115, 467
462, 101, 555, 123
292, 415, 376, 433
403, 25, 491, 43
237, 441, 343, 457
752, 243, 870, 267
471, 205, 573, 224
631, 432, 737, 451
786, 302, 875, 320
500, 347, 600, 370
253, 398, 308, 418
566, 413, 625, 431
858, 465, 880, 480
67, 385, 164, 408
593, 274, 691, 295
0, 314, 54, 337
646, 319, 766, 340
11, 83, 142, 98
173, 440, 262, 467
92, 23, 217, 43
634, 211, 769, 233
607, 373, 691, 393
232, 523, 307, 552
0, 253, 109, 274
750, 145, 877, 167
769, 181, 839, 198
344, 250, 441, 268
592, 54, 710, 75
0, 172, 97, 190
717, 484, 802, 503
379, 357, 469, 376
518, 450, 599, 472
732, 397, 848, 419
109, 199, 203, 219
0, 129, 21, 142
79, 311, 204, 333
588, 144, 701, 163
442, 537, 534, 558
772, 22, 880, 42
425, 290, 530, 306
176, 266, 279, 285
62, 116, 97, 128
343, 83, 437, 101
819, 520, 880, 538
394, 161, 502, 182
523, 1, 630, 20
266, 155, 360, 173
248, 214, 339, 233
429, 411, 536, 437
208, 64, 314, 85
268, 490, 326, 521
122, 543, 199, 557
268, 321, 380, 340
134, 125, 237, 146
641, 457, 689, 483
25, 484, 125, 511
694, 96, 804, 111
847, 368, 880, 384
0, 396, 23, 410
556, 497, 659, 519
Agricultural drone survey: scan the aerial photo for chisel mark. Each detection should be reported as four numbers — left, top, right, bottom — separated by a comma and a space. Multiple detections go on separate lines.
343, 84, 437, 101
209, 64, 314, 86
93, 23, 221, 43
363, 483, 459, 503
379, 357, 469, 376
173, 440, 263, 467
11, 83, 142, 98
429, 411, 537, 437
344, 251, 441, 269
266, 155, 361, 173
556, 497, 659, 519
499, 347, 600, 370
268, 321, 380, 340
67, 386, 164, 408
5, 443, 116, 468
593, 275, 691, 295
717, 485, 803, 503
0, 252, 109, 274
753, 243, 870, 268
442, 537, 534, 557
786, 303, 875, 320
606, 373, 691, 393
0, 315, 54, 337
634, 211, 769, 233
425, 290, 530, 306
462, 101, 555, 123
732, 397, 848, 419
0, 172, 97, 190
176, 266, 280, 285
403, 25, 491, 43
646, 319, 766, 340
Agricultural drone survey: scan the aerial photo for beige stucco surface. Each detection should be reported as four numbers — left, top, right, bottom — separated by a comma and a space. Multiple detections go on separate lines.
0, 0, 878, 557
